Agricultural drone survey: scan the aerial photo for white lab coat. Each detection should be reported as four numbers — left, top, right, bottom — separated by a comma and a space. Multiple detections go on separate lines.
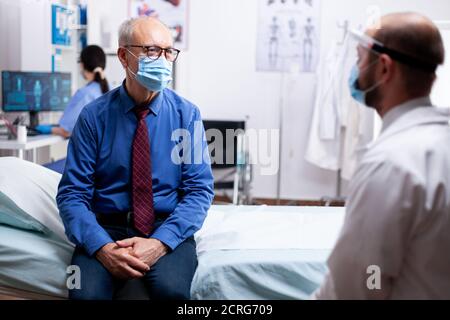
314, 97, 450, 299
305, 35, 375, 180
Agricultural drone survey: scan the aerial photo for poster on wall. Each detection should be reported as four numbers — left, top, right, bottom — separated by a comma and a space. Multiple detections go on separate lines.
128, 0, 189, 50
52, 4, 73, 47
256, 0, 321, 73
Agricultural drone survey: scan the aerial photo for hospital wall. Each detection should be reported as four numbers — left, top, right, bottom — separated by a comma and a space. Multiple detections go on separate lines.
77, 0, 450, 200
1, 0, 450, 201
174, 0, 450, 200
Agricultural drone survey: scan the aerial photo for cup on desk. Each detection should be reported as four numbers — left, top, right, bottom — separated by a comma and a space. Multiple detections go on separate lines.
16, 125, 27, 143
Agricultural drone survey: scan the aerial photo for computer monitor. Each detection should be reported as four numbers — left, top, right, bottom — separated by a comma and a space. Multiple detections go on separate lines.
203, 120, 246, 169
1, 71, 72, 127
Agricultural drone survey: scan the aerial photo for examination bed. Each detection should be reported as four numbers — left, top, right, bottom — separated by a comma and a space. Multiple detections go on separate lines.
0, 157, 345, 300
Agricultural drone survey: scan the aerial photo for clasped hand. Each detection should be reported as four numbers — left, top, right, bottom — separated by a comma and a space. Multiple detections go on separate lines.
96, 238, 169, 280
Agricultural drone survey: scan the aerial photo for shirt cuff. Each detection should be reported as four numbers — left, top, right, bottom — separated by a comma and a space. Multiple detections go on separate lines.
150, 226, 180, 251
59, 123, 72, 134
83, 226, 115, 256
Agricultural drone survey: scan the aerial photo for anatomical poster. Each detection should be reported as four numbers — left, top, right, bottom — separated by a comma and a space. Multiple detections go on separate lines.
256, 0, 321, 73
129, 0, 189, 49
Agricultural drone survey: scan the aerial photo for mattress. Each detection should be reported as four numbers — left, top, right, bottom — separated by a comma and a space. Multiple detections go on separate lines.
190, 205, 345, 300
0, 225, 73, 298
0, 225, 150, 300
191, 249, 330, 300
0, 205, 345, 300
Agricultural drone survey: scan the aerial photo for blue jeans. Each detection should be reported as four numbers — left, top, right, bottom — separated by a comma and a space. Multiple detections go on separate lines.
69, 220, 197, 300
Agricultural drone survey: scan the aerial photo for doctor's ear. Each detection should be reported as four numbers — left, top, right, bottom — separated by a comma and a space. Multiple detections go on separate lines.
379, 54, 395, 82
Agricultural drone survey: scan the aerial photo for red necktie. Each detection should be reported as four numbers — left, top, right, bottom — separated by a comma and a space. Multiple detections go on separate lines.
132, 106, 155, 236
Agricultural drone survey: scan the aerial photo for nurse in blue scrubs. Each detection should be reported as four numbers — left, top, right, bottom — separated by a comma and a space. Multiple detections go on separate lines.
35, 45, 110, 138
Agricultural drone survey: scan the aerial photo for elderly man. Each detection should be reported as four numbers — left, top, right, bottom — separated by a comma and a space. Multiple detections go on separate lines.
314, 12, 450, 299
57, 17, 214, 300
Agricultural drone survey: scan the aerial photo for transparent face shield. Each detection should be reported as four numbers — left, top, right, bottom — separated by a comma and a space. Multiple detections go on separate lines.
348, 29, 383, 69
348, 28, 439, 73
345, 30, 385, 106
347, 29, 446, 115
349, 29, 383, 51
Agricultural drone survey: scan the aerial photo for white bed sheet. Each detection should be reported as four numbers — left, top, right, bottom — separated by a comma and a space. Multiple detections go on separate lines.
192, 205, 345, 300
196, 205, 345, 252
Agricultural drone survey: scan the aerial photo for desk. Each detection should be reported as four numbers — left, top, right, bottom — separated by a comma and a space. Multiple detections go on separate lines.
0, 135, 64, 163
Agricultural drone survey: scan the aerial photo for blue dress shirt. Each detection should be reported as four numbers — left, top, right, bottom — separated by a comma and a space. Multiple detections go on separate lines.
59, 81, 102, 133
56, 83, 214, 256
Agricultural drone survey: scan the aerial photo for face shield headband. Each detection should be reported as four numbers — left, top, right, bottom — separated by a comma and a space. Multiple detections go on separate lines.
349, 29, 438, 73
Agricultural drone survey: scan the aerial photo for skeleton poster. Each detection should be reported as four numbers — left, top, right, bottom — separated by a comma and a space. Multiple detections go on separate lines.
129, 0, 189, 49
256, 0, 321, 73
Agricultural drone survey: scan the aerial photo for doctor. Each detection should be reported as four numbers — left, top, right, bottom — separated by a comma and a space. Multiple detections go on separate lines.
314, 12, 450, 299
35, 45, 109, 138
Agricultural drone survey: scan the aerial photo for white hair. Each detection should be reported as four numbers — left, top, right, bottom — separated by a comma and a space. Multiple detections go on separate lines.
118, 17, 140, 46
118, 16, 168, 46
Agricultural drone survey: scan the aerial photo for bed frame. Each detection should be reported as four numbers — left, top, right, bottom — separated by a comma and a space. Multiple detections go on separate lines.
0, 285, 66, 300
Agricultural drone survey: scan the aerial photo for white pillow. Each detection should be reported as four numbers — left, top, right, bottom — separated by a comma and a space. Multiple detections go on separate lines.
0, 157, 69, 242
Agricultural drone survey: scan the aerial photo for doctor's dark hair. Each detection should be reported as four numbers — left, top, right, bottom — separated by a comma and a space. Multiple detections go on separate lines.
372, 12, 445, 96
79, 45, 110, 94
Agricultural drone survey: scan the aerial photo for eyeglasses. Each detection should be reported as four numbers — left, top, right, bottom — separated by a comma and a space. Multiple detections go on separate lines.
124, 45, 181, 62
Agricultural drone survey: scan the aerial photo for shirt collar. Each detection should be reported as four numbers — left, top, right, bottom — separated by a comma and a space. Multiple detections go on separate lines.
381, 96, 432, 132
119, 80, 164, 116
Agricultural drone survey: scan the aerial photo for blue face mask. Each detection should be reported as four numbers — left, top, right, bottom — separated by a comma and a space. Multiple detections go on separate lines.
127, 50, 173, 92
348, 60, 384, 106
348, 65, 366, 105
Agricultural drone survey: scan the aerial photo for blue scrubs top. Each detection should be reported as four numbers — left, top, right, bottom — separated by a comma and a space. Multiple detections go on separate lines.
59, 81, 102, 133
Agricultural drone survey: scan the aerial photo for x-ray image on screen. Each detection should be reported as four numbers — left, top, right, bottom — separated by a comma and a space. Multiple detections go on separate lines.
1, 71, 71, 112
